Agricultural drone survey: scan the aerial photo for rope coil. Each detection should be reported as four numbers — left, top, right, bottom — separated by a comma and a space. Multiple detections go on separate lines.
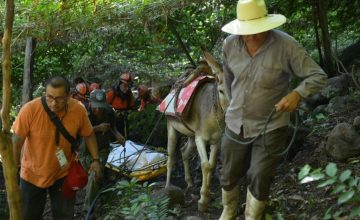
224, 108, 299, 157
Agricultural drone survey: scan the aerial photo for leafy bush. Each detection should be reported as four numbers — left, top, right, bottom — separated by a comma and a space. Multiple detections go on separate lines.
128, 104, 167, 149
102, 178, 169, 220
298, 163, 360, 219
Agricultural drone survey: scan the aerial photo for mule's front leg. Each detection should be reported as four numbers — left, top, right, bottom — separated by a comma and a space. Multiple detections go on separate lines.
195, 137, 211, 212
166, 125, 177, 188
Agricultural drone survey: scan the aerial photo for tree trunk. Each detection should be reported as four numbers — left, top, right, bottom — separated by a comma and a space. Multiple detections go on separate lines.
316, 0, 336, 77
311, 0, 324, 67
22, 37, 36, 105
0, 0, 23, 219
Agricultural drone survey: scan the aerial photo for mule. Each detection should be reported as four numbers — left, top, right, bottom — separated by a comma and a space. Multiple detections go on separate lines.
165, 52, 229, 211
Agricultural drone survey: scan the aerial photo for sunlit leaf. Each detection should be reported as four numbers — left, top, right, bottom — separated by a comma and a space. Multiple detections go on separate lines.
349, 159, 359, 164
318, 178, 336, 188
331, 184, 347, 194
118, 180, 130, 186
337, 190, 355, 204
276, 212, 285, 220
325, 163, 337, 177
323, 207, 333, 219
333, 210, 343, 218
298, 164, 312, 180
315, 113, 326, 120
301, 172, 325, 183
339, 170, 352, 182
348, 177, 358, 187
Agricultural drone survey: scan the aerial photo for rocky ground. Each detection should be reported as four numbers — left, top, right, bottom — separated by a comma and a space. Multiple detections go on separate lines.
1, 100, 360, 220
89, 99, 360, 220
154, 100, 360, 220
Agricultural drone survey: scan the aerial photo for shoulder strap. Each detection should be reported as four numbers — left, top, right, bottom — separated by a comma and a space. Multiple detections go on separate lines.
41, 96, 77, 152
83, 100, 91, 112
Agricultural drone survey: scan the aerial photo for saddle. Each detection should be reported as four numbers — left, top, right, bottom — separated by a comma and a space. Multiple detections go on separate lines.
157, 62, 215, 119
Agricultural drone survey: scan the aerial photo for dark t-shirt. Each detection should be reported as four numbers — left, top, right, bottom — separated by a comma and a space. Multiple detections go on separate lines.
88, 106, 116, 151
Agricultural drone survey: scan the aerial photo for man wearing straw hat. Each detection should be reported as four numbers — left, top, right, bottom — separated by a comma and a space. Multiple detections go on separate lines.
219, 0, 327, 219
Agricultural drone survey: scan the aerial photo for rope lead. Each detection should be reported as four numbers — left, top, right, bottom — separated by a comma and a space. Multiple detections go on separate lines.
224, 108, 299, 157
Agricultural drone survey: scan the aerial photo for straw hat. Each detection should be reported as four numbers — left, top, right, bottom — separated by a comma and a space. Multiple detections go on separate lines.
222, 0, 286, 35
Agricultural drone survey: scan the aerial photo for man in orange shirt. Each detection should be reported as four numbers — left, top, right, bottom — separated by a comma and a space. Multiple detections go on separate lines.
12, 76, 101, 220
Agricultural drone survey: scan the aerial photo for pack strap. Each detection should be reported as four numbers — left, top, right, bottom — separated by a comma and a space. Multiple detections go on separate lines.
41, 96, 77, 152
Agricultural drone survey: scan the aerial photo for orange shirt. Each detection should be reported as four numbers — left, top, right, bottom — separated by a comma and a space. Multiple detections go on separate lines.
12, 97, 93, 188
106, 89, 135, 110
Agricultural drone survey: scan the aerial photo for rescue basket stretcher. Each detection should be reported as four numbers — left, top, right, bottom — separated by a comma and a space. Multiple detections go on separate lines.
105, 140, 167, 181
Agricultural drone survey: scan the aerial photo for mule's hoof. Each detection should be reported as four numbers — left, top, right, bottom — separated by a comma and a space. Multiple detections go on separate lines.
198, 201, 208, 212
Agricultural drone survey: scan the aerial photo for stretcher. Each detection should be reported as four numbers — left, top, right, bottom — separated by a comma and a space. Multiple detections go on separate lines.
105, 140, 167, 181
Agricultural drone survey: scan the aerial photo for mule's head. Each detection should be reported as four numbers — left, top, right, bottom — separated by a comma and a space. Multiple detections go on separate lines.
203, 51, 229, 111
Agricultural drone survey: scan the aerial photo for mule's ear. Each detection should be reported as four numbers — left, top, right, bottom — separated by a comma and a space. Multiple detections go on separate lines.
203, 51, 222, 76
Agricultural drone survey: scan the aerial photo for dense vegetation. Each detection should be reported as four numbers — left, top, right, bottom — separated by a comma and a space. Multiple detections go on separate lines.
1, 0, 360, 105
1, 0, 360, 219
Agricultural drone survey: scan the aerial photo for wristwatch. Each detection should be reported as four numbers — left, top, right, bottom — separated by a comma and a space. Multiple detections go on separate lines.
93, 158, 100, 163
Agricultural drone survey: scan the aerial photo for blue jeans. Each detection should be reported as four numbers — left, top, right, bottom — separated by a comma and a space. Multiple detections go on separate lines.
20, 177, 75, 220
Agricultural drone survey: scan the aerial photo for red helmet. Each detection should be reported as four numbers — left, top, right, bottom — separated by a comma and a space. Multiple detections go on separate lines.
138, 84, 148, 97
89, 83, 100, 93
75, 83, 87, 97
120, 72, 133, 84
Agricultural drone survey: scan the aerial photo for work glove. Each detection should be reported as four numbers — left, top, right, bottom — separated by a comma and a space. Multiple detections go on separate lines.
275, 91, 302, 112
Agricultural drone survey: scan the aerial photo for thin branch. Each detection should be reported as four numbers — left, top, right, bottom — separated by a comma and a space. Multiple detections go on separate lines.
351, 65, 360, 90
168, 18, 196, 67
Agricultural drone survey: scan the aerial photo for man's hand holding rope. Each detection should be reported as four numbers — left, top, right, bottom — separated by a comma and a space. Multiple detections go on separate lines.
275, 91, 302, 112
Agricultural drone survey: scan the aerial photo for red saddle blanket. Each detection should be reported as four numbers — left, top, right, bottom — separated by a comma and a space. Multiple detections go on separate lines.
157, 75, 215, 118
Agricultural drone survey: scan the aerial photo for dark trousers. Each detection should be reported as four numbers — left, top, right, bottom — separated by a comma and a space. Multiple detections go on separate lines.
220, 126, 288, 201
20, 178, 75, 220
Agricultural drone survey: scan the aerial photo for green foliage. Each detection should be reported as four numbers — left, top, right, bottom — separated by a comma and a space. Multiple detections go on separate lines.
349, 87, 360, 101
321, 85, 342, 99
128, 104, 167, 148
2, 0, 232, 89
265, 212, 285, 220
2, 0, 360, 106
32, 83, 45, 98
102, 178, 169, 220
3, 0, 360, 129
303, 112, 331, 137
298, 163, 360, 219
265, 198, 287, 220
